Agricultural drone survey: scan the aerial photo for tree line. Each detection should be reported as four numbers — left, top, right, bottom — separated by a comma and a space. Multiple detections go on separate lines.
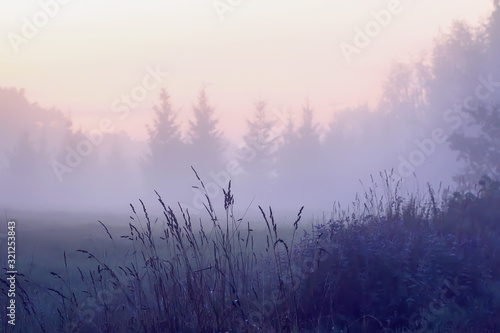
1, 1, 499, 210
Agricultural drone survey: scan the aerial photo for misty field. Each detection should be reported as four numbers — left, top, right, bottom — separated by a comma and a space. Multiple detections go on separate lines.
1, 176, 499, 333
2, 2, 500, 333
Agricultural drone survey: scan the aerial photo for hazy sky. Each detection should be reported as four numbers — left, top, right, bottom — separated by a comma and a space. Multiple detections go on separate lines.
0, 0, 494, 142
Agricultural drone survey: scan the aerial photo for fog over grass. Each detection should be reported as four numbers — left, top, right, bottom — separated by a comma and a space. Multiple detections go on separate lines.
1, 3, 500, 331
0, 1, 498, 219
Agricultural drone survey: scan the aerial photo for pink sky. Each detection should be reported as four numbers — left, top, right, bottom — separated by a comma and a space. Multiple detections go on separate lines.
0, 0, 494, 142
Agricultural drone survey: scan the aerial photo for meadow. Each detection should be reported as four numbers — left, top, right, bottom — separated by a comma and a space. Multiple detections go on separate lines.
1, 174, 500, 333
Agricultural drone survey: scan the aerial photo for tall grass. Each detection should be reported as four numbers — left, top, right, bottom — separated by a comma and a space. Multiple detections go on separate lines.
1, 172, 499, 332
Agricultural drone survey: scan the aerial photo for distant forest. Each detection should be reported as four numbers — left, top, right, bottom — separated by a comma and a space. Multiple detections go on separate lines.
1, 4, 499, 211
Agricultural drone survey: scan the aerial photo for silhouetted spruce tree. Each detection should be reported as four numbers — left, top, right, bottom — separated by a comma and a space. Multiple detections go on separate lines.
240, 100, 278, 182
187, 87, 224, 175
298, 100, 320, 146
274, 101, 325, 206
323, 106, 371, 172
296, 100, 326, 182
144, 88, 187, 191
274, 108, 298, 183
